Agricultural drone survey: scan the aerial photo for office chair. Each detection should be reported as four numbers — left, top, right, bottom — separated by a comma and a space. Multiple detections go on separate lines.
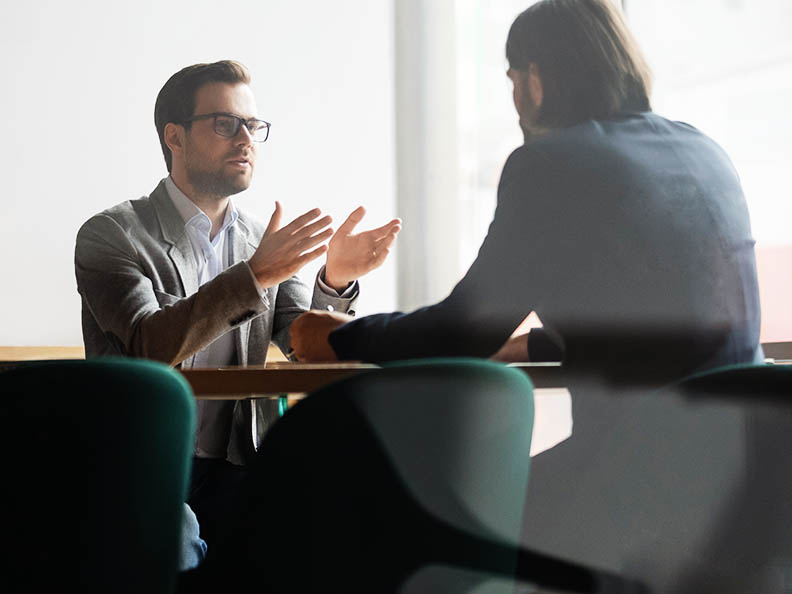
0, 357, 196, 594
671, 362, 792, 592
679, 361, 791, 401
510, 361, 792, 594
222, 358, 646, 593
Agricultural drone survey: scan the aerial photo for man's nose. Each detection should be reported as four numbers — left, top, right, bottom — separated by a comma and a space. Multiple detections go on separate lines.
234, 123, 255, 146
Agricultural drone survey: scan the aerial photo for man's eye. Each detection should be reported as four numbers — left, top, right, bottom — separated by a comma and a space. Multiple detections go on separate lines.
215, 118, 236, 135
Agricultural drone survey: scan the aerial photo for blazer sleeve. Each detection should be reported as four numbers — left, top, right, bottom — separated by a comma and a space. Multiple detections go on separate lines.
269, 272, 360, 357
75, 213, 270, 366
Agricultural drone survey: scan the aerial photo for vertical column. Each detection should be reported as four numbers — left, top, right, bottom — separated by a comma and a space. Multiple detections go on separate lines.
394, 0, 460, 311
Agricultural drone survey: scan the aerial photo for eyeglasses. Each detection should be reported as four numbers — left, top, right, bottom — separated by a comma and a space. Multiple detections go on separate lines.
180, 112, 271, 142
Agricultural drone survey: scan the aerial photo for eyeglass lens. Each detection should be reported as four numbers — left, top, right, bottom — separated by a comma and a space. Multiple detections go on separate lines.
214, 115, 269, 142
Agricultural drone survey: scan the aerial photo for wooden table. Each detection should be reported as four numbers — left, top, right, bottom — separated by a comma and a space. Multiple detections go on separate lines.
179, 361, 566, 399
179, 361, 574, 456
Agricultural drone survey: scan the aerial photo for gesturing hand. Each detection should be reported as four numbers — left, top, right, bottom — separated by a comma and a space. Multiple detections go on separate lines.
248, 202, 334, 289
324, 206, 402, 292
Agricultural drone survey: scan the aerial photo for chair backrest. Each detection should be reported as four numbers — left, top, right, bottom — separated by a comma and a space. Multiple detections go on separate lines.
680, 361, 792, 402
517, 363, 792, 594
0, 357, 196, 594
225, 358, 531, 593
228, 358, 644, 594
676, 362, 792, 592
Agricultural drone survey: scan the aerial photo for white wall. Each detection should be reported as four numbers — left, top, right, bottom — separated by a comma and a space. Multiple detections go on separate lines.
0, 0, 396, 345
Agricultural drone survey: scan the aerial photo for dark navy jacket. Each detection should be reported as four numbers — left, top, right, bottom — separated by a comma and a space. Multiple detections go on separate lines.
330, 112, 763, 381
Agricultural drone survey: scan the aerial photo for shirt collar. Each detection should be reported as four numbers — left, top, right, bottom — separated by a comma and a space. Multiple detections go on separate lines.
164, 176, 239, 239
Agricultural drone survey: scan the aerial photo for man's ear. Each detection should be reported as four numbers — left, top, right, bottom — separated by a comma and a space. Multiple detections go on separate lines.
164, 122, 185, 160
527, 63, 543, 108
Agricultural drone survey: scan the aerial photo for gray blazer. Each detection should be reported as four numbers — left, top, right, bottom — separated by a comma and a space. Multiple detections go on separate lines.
75, 179, 358, 463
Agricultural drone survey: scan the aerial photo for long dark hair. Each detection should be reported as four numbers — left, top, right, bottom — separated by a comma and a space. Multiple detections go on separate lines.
506, 0, 652, 128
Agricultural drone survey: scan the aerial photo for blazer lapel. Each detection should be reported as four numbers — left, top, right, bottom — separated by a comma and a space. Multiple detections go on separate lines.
150, 181, 199, 296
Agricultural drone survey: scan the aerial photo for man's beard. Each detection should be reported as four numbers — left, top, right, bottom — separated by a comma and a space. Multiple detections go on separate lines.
520, 112, 551, 143
519, 90, 550, 143
519, 98, 542, 143
185, 160, 251, 199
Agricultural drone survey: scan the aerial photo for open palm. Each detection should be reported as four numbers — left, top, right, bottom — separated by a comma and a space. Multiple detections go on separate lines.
324, 206, 401, 291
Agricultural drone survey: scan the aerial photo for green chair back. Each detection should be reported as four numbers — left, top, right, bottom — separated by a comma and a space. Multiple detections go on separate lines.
0, 357, 196, 594
679, 361, 789, 402
227, 358, 645, 593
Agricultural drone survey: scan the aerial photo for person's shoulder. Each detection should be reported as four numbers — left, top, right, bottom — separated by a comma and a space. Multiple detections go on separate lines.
82, 196, 152, 229
500, 136, 567, 183
591, 111, 714, 144
627, 112, 736, 171
505, 121, 605, 168
77, 185, 162, 239
641, 111, 700, 134
519, 111, 708, 162
646, 111, 730, 152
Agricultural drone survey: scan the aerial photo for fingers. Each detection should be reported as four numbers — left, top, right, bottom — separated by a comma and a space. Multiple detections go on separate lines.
374, 225, 400, 251
367, 218, 402, 239
372, 227, 399, 264
295, 243, 329, 266
298, 215, 333, 239
280, 207, 324, 235
264, 201, 283, 236
337, 206, 366, 236
298, 227, 334, 253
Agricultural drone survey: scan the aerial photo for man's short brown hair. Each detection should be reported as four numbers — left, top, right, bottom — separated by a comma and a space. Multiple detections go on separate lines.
506, 0, 652, 129
154, 60, 251, 172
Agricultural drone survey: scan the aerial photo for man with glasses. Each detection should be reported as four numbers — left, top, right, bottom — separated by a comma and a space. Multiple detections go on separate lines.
74, 60, 401, 559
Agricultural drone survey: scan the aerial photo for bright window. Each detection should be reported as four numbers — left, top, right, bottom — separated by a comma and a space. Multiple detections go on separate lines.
626, 0, 792, 246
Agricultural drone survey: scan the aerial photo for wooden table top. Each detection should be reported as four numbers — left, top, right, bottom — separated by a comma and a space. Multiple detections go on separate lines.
179, 361, 565, 399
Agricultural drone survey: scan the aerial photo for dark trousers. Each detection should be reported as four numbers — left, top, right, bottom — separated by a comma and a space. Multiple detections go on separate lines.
178, 458, 254, 594
187, 457, 249, 561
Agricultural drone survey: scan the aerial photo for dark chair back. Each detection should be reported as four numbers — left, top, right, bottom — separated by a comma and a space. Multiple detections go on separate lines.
227, 358, 646, 593
515, 362, 791, 593
675, 363, 792, 591
0, 357, 196, 594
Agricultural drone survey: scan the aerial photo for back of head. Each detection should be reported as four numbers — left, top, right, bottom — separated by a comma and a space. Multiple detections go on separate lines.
506, 0, 652, 129
154, 60, 250, 172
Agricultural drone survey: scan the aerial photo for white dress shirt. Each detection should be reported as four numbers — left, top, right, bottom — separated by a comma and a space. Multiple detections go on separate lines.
164, 176, 354, 455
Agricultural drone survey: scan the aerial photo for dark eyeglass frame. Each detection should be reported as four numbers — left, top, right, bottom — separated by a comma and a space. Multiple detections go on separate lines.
179, 112, 271, 142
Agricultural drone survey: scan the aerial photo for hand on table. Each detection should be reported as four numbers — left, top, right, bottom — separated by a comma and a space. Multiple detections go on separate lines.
289, 311, 354, 362
248, 202, 334, 289
324, 206, 401, 292
490, 333, 530, 362
490, 314, 541, 362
